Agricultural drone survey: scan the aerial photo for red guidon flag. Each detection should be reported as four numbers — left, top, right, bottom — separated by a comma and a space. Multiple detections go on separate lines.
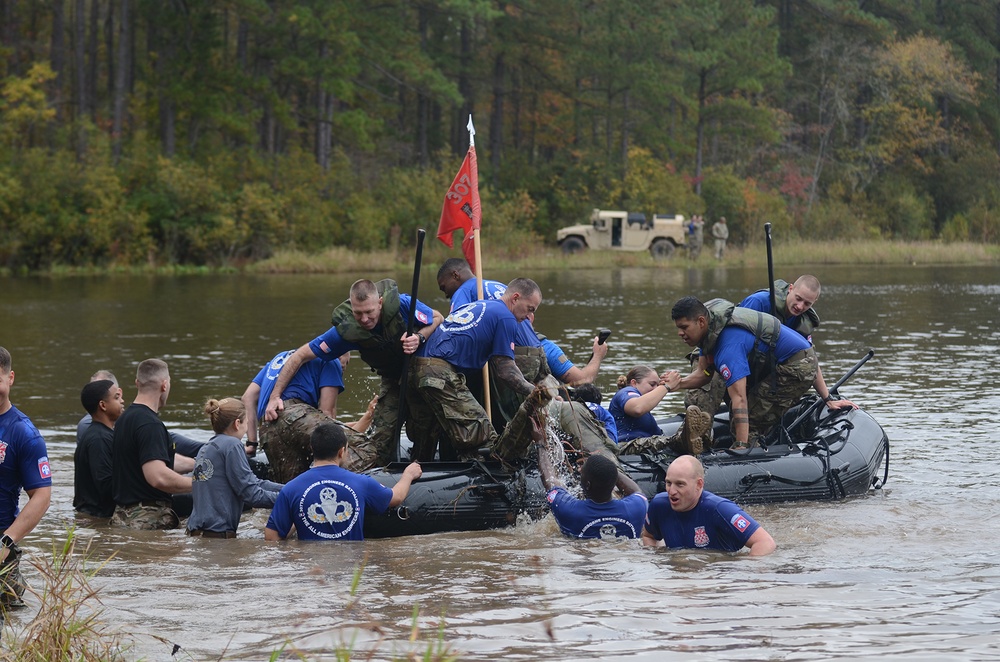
437, 146, 481, 271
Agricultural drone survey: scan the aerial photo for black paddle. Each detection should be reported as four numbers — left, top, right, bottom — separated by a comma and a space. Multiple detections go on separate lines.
764, 222, 778, 392
765, 222, 776, 316
394, 228, 426, 462
784, 349, 875, 438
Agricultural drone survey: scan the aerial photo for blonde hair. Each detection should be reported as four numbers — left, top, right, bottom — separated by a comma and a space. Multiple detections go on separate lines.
204, 397, 246, 434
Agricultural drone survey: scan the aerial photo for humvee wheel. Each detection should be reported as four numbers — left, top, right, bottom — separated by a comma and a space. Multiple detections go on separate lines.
650, 239, 676, 259
561, 237, 586, 254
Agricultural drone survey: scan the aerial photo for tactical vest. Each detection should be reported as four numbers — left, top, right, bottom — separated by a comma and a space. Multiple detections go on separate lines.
755, 280, 821, 338
330, 279, 407, 377
701, 298, 781, 387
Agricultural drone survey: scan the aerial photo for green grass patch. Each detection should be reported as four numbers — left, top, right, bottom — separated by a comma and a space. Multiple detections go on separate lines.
17, 238, 1000, 277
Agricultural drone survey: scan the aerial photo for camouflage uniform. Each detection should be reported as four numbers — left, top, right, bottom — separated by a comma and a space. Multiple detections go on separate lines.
260, 400, 373, 483
744, 347, 817, 443
407, 357, 496, 459
618, 406, 712, 457
492, 346, 550, 423
109, 501, 180, 530
0, 545, 25, 610
324, 278, 429, 470
493, 393, 622, 465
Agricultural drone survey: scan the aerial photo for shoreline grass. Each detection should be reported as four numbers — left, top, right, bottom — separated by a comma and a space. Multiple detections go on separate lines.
6, 239, 999, 278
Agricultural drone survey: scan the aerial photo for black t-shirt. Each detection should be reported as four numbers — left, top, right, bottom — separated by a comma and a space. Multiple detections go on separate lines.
74, 421, 116, 517
111, 403, 174, 505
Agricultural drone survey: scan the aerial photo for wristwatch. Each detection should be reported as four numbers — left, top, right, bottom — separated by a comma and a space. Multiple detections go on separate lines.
418, 333, 427, 346
1, 534, 14, 549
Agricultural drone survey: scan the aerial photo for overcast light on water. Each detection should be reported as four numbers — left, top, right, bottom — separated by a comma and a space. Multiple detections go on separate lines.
2, 264, 998, 660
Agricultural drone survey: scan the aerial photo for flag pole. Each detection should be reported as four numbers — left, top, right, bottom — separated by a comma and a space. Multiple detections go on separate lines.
467, 116, 492, 417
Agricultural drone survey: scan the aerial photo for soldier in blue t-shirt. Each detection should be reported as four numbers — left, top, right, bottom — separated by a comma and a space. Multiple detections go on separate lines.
264, 422, 421, 542
642, 455, 775, 556
241, 350, 375, 481
0, 347, 52, 609
739, 275, 856, 412
536, 416, 647, 540
261, 279, 443, 477
408, 278, 550, 462
437, 258, 609, 387
685, 275, 857, 418
666, 296, 818, 450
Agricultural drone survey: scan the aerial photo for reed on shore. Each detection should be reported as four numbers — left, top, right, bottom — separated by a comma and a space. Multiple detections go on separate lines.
8, 239, 999, 278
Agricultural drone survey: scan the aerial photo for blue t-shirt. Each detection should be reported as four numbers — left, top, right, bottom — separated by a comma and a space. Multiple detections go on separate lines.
609, 386, 663, 443
419, 299, 517, 371
266, 464, 393, 541
585, 402, 618, 442
0, 405, 52, 530
546, 487, 648, 539
644, 490, 760, 552
542, 338, 576, 379
251, 350, 345, 420
514, 319, 543, 348
739, 291, 813, 343
711, 324, 811, 388
307, 294, 435, 361
449, 278, 506, 312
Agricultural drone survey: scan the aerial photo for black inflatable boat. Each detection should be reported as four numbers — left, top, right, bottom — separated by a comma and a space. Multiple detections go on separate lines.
361, 397, 890, 538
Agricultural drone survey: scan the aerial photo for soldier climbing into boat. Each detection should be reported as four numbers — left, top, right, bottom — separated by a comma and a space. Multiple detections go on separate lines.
684, 275, 857, 418
262, 278, 443, 477
242, 349, 376, 483
667, 296, 818, 450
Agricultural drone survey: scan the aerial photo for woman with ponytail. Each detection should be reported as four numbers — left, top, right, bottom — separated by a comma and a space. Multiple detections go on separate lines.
187, 397, 284, 538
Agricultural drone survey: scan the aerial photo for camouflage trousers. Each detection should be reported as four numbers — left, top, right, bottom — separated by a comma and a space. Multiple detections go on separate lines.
366, 374, 403, 467
0, 546, 26, 610
260, 401, 373, 482
743, 348, 818, 440
688, 236, 703, 259
683, 371, 728, 418
618, 411, 707, 457
110, 501, 180, 530
492, 347, 550, 424
407, 357, 497, 459
493, 394, 620, 465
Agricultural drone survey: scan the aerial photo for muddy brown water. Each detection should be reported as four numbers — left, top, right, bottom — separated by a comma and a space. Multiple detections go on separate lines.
2, 264, 998, 660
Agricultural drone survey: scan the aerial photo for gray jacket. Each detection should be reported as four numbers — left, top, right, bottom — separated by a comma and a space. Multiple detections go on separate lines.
188, 433, 283, 534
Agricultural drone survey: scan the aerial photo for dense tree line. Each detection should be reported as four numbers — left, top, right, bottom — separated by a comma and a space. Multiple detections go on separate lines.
0, 0, 998, 269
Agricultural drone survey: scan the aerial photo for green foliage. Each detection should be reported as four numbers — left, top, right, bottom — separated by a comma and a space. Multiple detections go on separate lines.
867, 175, 936, 239
0, 63, 56, 150
700, 167, 745, 240
612, 147, 701, 217
800, 194, 870, 241
3, 0, 1000, 271
940, 212, 970, 242
961, 198, 1000, 244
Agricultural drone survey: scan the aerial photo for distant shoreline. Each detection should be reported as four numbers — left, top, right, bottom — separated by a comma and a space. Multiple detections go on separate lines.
4, 239, 998, 277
